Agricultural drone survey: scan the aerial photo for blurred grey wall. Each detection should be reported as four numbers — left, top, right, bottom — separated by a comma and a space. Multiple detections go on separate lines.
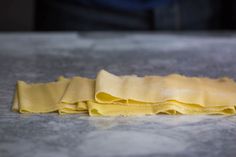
0, 0, 34, 31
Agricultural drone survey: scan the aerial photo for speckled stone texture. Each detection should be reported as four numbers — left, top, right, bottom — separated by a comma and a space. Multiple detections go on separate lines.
0, 32, 236, 157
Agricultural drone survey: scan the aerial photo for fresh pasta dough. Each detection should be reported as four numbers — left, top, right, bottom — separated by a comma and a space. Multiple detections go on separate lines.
59, 76, 94, 114
95, 70, 236, 107
12, 70, 236, 116
13, 79, 70, 113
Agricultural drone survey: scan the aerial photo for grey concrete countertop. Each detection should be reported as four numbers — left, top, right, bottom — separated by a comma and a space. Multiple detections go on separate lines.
0, 32, 236, 157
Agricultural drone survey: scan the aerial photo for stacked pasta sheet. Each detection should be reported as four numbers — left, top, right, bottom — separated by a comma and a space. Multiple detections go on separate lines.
13, 70, 236, 116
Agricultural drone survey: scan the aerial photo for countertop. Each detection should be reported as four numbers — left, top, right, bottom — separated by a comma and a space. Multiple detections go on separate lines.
0, 32, 236, 157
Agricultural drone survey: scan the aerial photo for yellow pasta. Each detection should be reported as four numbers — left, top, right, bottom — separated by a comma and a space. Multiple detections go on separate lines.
13, 79, 70, 113
12, 70, 236, 116
95, 70, 236, 107
59, 76, 94, 114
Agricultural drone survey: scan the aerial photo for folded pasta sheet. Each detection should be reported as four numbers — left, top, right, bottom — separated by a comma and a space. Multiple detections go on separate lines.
88, 101, 236, 116
13, 79, 70, 113
12, 70, 236, 116
59, 76, 94, 114
96, 70, 236, 107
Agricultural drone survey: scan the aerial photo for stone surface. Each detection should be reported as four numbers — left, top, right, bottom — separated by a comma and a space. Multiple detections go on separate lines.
0, 32, 236, 157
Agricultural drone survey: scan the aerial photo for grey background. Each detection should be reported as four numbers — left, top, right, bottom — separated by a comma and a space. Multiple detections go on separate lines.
0, 32, 236, 157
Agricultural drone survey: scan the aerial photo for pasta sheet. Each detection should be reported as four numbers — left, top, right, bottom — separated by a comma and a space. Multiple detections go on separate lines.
13, 70, 236, 116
